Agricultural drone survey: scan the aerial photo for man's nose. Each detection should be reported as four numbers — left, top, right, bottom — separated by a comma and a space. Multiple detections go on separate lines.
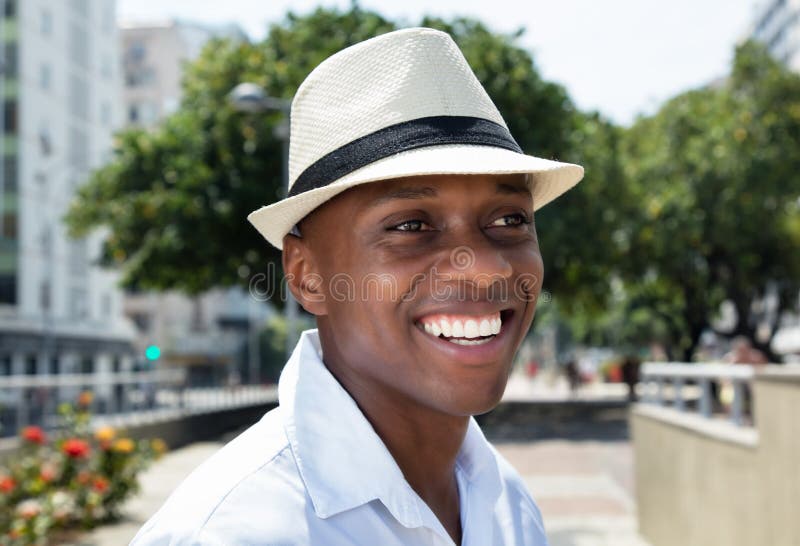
438, 233, 514, 292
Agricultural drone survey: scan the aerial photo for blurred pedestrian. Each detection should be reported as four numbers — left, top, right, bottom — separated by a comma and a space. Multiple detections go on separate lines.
620, 355, 641, 402
720, 336, 767, 421
564, 359, 581, 396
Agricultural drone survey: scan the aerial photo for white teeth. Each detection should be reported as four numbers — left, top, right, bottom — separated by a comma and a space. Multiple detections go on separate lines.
448, 337, 493, 346
418, 312, 505, 341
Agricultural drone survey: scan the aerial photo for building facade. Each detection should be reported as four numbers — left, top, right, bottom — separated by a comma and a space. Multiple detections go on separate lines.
121, 20, 245, 126
751, 0, 800, 70
0, 0, 136, 379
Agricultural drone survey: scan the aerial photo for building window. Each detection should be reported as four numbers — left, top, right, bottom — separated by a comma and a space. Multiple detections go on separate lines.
39, 126, 53, 156
3, 0, 15, 18
101, 292, 112, 318
1, 211, 16, 238
39, 280, 51, 311
69, 286, 88, 319
25, 356, 36, 375
3, 100, 16, 133
0, 355, 10, 375
39, 63, 51, 91
79, 355, 93, 374
69, 73, 89, 120
68, 239, 88, 276
0, 274, 16, 305
40, 224, 52, 254
128, 102, 158, 125
40, 8, 52, 36
69, 0, 89, 18
3, 44, 17, 78
130, 312, 151, 332
127, 42, 146, 63
69, 21, 89, 69
126, 67, 155, 87
68, 125, 88, 171
100, 102, 112, 126
3, 157, 17, 191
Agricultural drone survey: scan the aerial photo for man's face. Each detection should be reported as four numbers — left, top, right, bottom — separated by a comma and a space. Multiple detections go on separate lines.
284, 173, 544, 417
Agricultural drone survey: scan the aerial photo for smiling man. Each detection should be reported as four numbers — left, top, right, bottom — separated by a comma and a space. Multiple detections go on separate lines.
132, 27, 583, 546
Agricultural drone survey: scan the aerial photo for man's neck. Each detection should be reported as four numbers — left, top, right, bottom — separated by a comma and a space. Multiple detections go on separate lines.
375, 409, 467, 544
325, 362, 468, 544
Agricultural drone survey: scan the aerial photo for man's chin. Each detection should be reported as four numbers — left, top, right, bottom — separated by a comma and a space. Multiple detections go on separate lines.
436, 375, 510, 418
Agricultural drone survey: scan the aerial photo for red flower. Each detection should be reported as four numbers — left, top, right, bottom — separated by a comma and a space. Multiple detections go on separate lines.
77, 391, 93, 408
0, 475, 15, 494
92, 476, 109, 493
61, 438, 91, 459
21, 425, 47, 445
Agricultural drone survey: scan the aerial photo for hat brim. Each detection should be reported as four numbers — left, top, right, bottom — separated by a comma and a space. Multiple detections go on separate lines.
247, 144, 584, 250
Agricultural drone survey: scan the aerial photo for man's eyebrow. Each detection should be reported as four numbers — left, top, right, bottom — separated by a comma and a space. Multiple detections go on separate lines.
368, 186, 438, 207
367, 180, 530, 208
495, 181, 531, 196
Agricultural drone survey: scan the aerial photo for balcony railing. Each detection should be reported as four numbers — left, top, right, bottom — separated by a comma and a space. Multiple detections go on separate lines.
0, 371, 277, 439
639, 362, 756, 427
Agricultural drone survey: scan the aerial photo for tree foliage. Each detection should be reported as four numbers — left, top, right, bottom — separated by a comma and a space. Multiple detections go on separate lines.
616, 40, 800, 360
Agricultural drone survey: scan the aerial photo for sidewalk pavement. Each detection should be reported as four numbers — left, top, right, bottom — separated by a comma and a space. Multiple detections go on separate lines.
496, 440, 650, 546
70, 434, 649, 546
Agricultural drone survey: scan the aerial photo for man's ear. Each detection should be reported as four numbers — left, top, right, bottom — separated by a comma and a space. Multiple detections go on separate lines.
282, 233, 328, 316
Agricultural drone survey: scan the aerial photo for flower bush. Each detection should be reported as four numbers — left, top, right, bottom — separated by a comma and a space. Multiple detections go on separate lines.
0, 392, 167, 545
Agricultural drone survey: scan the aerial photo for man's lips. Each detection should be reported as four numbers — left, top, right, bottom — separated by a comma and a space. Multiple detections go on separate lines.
411, 308, 516, 363
413, 308, 515, 346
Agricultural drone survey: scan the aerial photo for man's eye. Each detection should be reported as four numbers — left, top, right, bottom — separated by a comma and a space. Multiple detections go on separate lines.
389, 220, 431, 232
488, 213, 531, 228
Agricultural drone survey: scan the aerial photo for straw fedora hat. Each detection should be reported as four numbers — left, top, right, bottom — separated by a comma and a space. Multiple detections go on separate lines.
247, 27, 584, 249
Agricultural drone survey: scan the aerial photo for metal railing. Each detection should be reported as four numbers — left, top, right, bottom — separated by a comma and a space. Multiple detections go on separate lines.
640, 363, 756, 426
0, 370, 278, 438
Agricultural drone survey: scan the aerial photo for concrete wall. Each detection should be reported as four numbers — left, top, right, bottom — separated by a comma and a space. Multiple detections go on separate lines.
631, 367, 800, 546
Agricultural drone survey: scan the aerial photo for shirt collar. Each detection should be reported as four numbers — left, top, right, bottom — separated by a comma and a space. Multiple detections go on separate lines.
278, 329, 503, 526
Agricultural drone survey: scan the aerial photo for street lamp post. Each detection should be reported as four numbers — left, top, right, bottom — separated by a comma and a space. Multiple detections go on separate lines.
229, 83, 300, 371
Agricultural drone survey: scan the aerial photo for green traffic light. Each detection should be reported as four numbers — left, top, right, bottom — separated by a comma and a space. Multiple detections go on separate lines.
145, 345, 161, 361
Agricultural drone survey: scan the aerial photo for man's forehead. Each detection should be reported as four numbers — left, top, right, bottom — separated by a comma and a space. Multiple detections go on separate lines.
360, 173, 532, 207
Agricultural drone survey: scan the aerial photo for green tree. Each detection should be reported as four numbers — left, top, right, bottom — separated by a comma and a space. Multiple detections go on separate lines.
618, 40, 800, 361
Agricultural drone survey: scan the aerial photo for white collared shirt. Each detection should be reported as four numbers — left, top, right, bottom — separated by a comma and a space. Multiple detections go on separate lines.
131, 329, 548, 546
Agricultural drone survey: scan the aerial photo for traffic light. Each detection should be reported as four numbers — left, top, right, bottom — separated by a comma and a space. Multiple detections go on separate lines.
145, 345, 161, 362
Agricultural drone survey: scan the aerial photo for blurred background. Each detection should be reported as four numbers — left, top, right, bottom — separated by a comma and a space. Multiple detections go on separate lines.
0, 0, 799, 545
